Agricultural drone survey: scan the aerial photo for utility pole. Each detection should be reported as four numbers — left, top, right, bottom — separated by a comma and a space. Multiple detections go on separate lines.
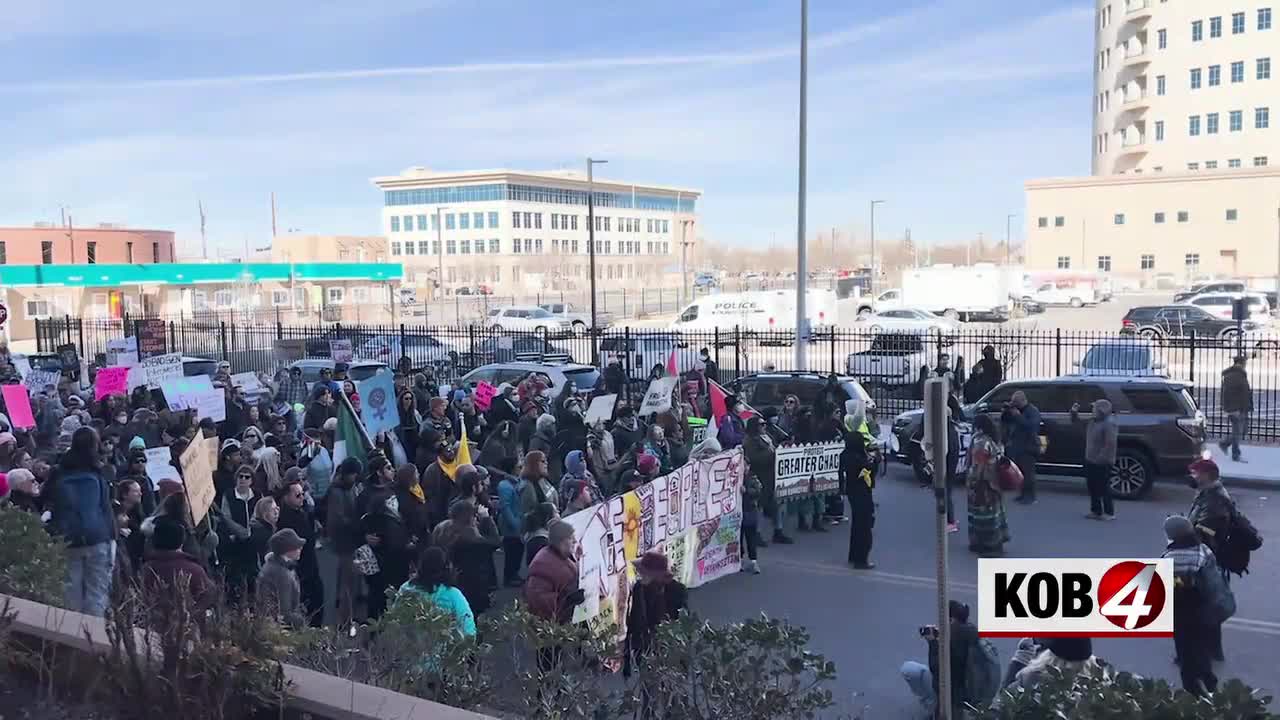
1005, 213, 1017, 266
434, 206, 449, 300
586, 157, 608, 329
271, 192, 278, 238
830, 226, 836, 268
925, 378, 953, 720
795, 0, 809, 371
199, 201, 208, 260
62, 208, 76, 264
870, 200, 885, 293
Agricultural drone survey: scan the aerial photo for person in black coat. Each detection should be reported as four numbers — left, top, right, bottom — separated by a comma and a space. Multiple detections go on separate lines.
485, 384, 520, 430
842, 405, 877, 569
360, 460, 412, 620
276, 479, 325, 626
218, 465, 262, 605
624, 550, 689, 678
603, 356, 628, 396
303, 386, 338, 431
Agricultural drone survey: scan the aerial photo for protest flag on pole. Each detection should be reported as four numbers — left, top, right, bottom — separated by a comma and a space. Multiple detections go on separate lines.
332, 391, 373, 472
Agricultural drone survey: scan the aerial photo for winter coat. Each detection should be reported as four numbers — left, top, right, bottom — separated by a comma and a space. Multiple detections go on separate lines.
478, 426, 520, 471
397, 581, 477, 638
362, 502, 413, 590
1220, 366, 1253, 413
485, 396, 520, 431
496, 475, 523, 538
524, 545, 580, 624
325, 479, 363, 554
421, 461, 459, 531
249, 519, 276, 565
1072, 406, 1119, 466
1188, 482, 1235, 546
518, 476, 559, 518
218, 489, 260, 579
718, 415, 746, 450
45, 466, 115, 548
611, 418, 646, 458
742, 432, 776, 491
276, 502, 321, 581
1001, 404, 1042, 459
256, 553, 306, 628
142, 549, 216, 614
624, 579, 688, 676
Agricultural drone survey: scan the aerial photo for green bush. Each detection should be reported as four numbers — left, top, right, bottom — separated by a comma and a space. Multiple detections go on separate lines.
977, 663, 1279, 720
0, 505, 67, 606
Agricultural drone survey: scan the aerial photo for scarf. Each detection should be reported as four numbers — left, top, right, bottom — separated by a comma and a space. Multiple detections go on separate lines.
438, 455, 464, 480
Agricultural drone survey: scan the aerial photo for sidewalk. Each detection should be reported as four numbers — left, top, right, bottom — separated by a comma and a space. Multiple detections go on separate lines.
1206, 441, 1280, 490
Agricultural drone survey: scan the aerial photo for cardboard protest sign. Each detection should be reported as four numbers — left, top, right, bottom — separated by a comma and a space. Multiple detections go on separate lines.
144, 447, 181, 490
329, 339, 354, 364
565, 449, 743, 631
137, 319, 168, 359
181, 436, 218, 526
142, 353, 183, 387
273, 339, 306, 366
94, 366, 131, 401
231, 372, 262, 392
355, 370, 400, 437
1, 384, 36, 429
160, 376, 226, 422
472, 381, 498, 412
773, 442, 844, 500
636, 376, 677, 417
22, 370, 61, 395
585, 394, 617, 426
105, 337, 139, 367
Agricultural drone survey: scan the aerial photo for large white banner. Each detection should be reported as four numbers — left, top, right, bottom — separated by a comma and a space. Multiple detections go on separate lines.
563, 449, 744, 633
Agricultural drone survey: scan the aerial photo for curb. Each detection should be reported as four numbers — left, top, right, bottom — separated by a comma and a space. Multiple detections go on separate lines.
1221, 475, 1280, 491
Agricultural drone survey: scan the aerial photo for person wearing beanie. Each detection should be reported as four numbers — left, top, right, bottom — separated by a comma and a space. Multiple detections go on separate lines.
1186, 456, 1235, 664
1162, 513, 1224, 695
1071, 398, 1119, 520
256, 528, 307, 629
524, 520, 585, 625
901, 600, 981, 717
141, 516, 216, 616
558, 450, 602, 515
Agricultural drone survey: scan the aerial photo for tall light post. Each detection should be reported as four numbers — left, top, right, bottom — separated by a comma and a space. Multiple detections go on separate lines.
869, 199, 885, 293
795, 0, 810, 370
1005, 213, 1017, 265
586, 157, 608, 330
434, 206, 449, 299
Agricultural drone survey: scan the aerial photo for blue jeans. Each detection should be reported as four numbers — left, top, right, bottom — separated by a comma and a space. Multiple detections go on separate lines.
901, 660, 937, 718
65, 541, 115, 616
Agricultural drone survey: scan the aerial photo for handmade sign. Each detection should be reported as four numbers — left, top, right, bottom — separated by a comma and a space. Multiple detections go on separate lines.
563, 449, 743, 635
56, 343, 80, 373
472, 381, 497, 412
141, 353, 183, 387
773, 442, 844, 500
329, 339, 354, 364
0, 385, 36, 429
160, 375, 226, 422
181, 436, 218, 526
105, 337, 139, 367
231, 372, 262, 392
11, 356, 32, 379
94, 366, 131, 400
585, 394, 617, 426
144, 447, 181, 490
355, 370, 400, 437
137, 319, 168, 358
22, 370, 61, 395
273, 339, 306, 366
636, 376, 677, 417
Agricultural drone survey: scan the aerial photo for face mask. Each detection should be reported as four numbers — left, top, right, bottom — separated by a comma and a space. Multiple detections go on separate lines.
1187, 477, 1199, 489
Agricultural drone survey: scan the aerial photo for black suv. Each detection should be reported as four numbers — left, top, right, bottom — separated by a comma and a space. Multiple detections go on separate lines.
891, 376, 1204, 500
729, 372, 876, 421
1120, 304, 1262, 341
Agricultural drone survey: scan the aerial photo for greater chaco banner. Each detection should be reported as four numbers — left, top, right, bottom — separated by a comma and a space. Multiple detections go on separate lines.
773, 442, 843, 500
563, 449, 744, 631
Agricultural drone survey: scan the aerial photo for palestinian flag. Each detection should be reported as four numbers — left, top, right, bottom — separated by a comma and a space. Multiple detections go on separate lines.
709, 380, 757, 422
332, 391, 373, 472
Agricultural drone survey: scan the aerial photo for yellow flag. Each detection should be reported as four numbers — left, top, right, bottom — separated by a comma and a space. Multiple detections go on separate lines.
457, 414, 473, 466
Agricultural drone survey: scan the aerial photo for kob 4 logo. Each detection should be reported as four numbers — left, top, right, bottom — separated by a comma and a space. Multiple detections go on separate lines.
978, 558, 1173, 638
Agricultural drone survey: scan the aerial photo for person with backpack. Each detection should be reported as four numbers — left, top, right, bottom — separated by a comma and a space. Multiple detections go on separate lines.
900, 600, 995, 717
1162, 514, 1233, 697
45, 426, 117, 615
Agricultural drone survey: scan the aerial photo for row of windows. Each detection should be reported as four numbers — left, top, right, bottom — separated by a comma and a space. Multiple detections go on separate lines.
1188, 107, 1269, 135
13, 240, 162, 265
1056, 253, 1206, 271
391, 209, 675, 234
1189, 58, 1271, 89
1190, 9, 1270, 41
390, 211, 501, 233
383, 182, 697, 213
1185, 157, 1269, 170
433, 262, 658, 285
391, 237, 673, 257
1112, 208, 1242, 225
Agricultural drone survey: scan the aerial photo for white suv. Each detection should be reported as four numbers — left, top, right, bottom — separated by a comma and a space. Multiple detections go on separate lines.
486, 306, 574, 333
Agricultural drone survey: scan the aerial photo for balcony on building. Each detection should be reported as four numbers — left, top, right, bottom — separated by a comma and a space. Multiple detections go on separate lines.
1121, 35, 1149, 66
1124, 0, 1152, 23
1118, 123, 1148, 156
1118, 84, 1150, 113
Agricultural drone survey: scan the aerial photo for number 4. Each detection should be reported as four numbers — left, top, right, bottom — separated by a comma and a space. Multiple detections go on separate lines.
1101, 564, 1156, 629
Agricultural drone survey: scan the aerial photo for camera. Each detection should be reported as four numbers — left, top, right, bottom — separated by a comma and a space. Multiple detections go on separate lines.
918, 625, 939, 639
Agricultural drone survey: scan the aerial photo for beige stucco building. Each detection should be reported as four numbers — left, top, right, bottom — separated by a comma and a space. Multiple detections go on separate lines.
270, 234, 389, 264
1026, 0, 1280, 283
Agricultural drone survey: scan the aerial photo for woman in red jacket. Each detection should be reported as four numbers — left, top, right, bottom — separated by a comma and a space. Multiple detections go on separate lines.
523, 520, 586, 677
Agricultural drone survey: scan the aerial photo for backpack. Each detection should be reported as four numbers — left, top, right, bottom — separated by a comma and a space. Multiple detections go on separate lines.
48, 469, 112, 548
1196, 557, 1237, 625
965, 637, 1002, 708
1215, 506, 1263, 576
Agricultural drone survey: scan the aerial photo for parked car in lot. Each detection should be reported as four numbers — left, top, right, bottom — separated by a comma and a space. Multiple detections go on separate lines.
289, 359, 392, 388
846, 332, 944, 387
458, 360, 601, 395
1178, 292, 1271, 321
539, 302, 613, 331
729, 372, 875, 423
1120, 304, 1264, 341
1071, 340, 1166, 377
356, 334, 460, 373
890, 375, 1205, 499
486, 306, 574, 333
455, 335, 574, 372
303, 328, 379, 359
862, 308, 961, 335
1173, 280, 1245, 303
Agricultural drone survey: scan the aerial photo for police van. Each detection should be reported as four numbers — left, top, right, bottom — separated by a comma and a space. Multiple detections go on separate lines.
670, 289, 837, 334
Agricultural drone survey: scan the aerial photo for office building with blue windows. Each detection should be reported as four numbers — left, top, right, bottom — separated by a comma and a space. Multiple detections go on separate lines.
372, 168, 700, 292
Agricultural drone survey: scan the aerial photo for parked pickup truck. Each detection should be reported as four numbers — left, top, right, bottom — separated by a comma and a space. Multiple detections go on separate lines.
539, 302, 614, 332
846, 332, 938, 387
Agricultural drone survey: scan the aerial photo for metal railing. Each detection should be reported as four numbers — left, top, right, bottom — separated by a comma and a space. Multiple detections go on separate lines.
37, 317, 1280, 442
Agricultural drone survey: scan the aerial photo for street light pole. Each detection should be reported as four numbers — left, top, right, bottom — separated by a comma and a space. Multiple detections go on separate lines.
435, 206, 449, 300
869, 200, 885, 293
795, 0, 809, 371
1005, 213, 1017, 265
586, 158, 608, 330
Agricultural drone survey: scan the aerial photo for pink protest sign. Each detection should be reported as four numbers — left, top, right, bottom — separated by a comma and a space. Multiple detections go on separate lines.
473, 381, 497, 411
1, 384, 36, 429
94, 366, 131, 401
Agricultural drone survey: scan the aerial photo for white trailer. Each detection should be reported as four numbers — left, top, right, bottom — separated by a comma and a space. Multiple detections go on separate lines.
868, 264, 1012, 322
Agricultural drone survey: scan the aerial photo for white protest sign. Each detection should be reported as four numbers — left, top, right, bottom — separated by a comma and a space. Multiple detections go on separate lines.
160, 376, 222, 420
636, 376, 677, 417
144, 447, 181, 490
231, 372, 262, 392
584, 393, 616, 426
106, 337, 139, 368
22, 369, 60, 394
126, 366, 149, 392
142, 353, 183, 387
773, 442, 844, 500
12, 356, 32, 379
330, 339, 354, 363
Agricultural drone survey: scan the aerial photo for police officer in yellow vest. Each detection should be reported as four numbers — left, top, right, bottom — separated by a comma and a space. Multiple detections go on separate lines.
842, 398, 879, 569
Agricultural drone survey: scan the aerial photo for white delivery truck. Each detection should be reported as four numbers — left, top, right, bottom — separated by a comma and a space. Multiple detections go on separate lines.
671, 289, 837, 333
858, 264, 1012, 322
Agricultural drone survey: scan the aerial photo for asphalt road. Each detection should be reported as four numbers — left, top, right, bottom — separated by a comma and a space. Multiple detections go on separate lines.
688, 462, 1280, 718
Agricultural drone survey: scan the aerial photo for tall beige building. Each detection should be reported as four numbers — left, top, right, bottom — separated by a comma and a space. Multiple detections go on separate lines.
1027, 0, 1279, 283
371, 168, 699, 294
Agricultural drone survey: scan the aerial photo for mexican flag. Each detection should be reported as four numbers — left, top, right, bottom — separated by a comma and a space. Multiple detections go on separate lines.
332, 391, 373, 471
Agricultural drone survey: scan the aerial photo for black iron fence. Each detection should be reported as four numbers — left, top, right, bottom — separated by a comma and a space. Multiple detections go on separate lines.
36, 316, 1280, 442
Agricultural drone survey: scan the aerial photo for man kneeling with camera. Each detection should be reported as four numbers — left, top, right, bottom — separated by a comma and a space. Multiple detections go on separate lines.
901, 600, 982, 718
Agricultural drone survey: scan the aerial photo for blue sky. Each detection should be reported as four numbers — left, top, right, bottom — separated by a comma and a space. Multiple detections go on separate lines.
0, 0, 1093, 258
